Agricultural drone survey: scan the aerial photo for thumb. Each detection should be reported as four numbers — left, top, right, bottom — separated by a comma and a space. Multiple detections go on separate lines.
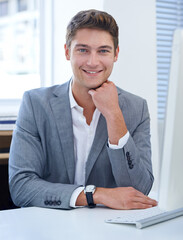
88, 89, 95, 96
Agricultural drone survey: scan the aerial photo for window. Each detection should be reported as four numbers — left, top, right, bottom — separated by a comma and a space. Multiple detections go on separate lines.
0, 0, 40, 100
17, 0, 27, 12
156, 0, 183, 120
0, 0, 8, 17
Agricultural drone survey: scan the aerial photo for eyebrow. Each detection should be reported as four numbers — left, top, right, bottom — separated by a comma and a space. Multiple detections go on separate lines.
98, 45, 113, 50
74, 44, 113, 50
75, 44, 89, 48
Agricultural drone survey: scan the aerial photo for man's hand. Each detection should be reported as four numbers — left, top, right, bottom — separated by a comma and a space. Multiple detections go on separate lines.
94, 187, 157, 210
76, 187, 157, 210
88, 81, 127, 145
88, 81, 119, 119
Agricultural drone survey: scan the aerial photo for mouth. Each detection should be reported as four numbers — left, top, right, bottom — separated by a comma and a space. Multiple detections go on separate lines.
82, 69, 103, 75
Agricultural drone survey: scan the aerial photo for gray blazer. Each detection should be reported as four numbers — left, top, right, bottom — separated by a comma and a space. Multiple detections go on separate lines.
9, 80, 154, 209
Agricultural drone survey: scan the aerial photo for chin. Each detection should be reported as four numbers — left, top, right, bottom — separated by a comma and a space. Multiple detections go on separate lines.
90, 83, 103, 90
87, 80, 106, 89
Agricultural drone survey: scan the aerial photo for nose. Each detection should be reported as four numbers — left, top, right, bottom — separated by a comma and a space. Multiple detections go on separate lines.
86, 52, 99, 67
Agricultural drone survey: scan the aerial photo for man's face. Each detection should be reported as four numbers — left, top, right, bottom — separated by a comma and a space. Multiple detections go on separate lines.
65, 28, 119, 91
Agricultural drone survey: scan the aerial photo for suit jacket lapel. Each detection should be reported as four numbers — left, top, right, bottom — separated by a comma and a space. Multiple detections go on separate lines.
85, 114, 108, 183
50, 82, 75, 184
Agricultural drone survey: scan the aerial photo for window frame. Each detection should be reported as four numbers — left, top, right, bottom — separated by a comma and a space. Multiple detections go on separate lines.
156, 0, 183, 120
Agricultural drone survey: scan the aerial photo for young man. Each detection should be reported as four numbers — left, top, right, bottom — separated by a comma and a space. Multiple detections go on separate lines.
9, 9, 157, 210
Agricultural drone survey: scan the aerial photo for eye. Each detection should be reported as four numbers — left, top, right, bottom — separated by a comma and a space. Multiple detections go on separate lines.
99, 49, 109, 53
78, 48, 87, 53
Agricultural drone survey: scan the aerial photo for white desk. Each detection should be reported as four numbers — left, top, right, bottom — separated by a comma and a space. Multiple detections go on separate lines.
0, 206, 183, 240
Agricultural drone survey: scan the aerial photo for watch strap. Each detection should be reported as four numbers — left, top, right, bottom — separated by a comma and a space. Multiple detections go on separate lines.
86, 192, 96, 208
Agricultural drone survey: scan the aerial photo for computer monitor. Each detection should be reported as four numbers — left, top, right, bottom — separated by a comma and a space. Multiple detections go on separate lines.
159, 29, 183, 211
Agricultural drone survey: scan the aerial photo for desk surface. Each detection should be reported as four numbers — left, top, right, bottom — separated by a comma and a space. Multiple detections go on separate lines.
0, 206, 183, 240
0, 130, 12, 136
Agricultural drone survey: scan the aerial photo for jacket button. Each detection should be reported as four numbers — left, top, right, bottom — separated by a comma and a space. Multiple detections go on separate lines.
127, 156, 131, 161
126, 152, 130, 157
57, 201, 61, 205
44, 200, 49, 205
128, 160, 132, 165
129, 164, 134, 169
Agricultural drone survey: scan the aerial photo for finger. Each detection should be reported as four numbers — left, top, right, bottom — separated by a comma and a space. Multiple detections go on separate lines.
134, 196, 158, 206
122, 200, 154, 210
130, 202, 155, 210
142, 195, 157, 205
132, 190, 157, 204
88, 89, 95, 96
135, 194, 157, 202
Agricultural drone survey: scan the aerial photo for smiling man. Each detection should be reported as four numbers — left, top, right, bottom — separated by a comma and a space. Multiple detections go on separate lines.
9, 9, 157, 210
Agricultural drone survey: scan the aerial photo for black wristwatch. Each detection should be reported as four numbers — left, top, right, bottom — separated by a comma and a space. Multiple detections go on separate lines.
84, 185, 96, 208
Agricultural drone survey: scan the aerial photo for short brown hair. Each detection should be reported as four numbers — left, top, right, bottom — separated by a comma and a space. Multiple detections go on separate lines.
66, 9, 119, 50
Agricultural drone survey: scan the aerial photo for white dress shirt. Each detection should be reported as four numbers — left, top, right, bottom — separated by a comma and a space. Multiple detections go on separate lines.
69, 81, 129, 207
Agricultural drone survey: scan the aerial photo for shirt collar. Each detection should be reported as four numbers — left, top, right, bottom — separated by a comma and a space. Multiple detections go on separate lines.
69, 80, 78, 109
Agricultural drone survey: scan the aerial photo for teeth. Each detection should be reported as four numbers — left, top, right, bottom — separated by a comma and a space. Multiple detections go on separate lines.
86, 71, 97, 74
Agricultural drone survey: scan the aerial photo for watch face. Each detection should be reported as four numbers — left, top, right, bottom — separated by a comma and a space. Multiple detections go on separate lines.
85, 185, 96, 194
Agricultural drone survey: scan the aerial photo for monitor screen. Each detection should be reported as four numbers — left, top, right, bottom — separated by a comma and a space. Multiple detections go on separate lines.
159, 29, 183, 211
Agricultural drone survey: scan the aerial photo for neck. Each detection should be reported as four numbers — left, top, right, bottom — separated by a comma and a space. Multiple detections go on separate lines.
71, 82, 96, 125
71, 82, 95, 110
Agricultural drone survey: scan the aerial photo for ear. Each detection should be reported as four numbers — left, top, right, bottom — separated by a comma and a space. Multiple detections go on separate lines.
64, 44, 70, 60
114, 46, 119, 62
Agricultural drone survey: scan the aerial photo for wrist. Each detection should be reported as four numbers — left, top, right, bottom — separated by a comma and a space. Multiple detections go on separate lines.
84, 185, 96, 208
93, 187, 108, 205
76, 190, 87, 206
104, 106, 122, 121
105, 109, 128, 145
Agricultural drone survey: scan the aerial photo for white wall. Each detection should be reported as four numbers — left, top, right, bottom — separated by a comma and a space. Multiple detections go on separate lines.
103, 0, 159, 192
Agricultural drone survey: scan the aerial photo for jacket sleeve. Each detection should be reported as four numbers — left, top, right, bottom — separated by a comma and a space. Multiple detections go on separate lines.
107, 99, 154, 195
9, 91, 79, 210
